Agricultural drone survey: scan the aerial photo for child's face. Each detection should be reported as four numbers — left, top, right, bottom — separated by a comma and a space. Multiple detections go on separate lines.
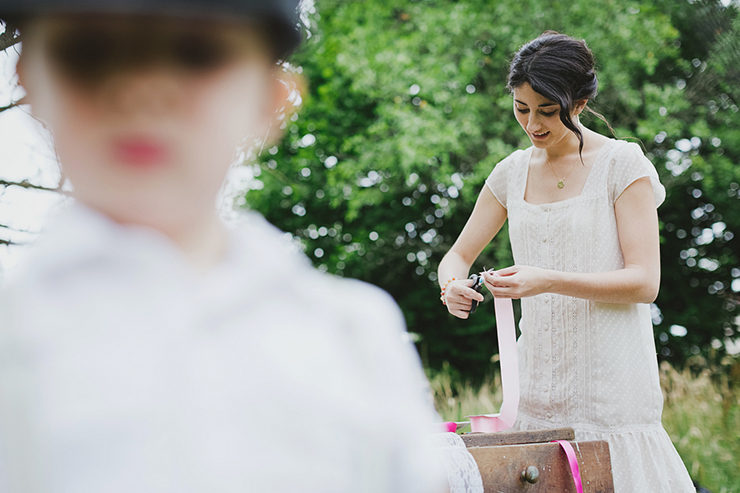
19, 15, 287, 229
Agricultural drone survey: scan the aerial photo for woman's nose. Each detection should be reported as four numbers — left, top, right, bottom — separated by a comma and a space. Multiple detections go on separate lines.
526, 113, 541, 132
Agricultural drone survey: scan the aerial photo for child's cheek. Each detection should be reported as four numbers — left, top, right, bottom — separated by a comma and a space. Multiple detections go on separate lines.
189, 65, 273, 174
210, 65, 273, 143
170, 65, 273, 202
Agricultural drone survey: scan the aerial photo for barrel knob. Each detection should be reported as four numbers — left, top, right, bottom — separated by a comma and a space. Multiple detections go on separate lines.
520, 465, 540, 484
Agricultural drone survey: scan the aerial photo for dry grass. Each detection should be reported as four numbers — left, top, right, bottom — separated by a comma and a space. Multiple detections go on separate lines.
660, 358, 740, 493
429, 358, 740, 492
429, 363, 503, 423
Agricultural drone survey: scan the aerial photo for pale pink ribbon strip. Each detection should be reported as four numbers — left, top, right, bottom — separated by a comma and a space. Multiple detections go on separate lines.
468, 273, 519, 433
553, 440, 584, 493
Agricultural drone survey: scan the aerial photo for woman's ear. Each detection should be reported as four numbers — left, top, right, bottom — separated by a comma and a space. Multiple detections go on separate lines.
263, 68, 305, 146
573, 99, 588, 116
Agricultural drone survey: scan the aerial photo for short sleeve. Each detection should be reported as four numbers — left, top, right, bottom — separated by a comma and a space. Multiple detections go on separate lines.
610, 142, 666, 208
485, 151, 523, 209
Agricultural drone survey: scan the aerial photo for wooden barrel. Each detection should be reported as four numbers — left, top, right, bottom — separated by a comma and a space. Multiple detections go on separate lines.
461, 428, 615, 492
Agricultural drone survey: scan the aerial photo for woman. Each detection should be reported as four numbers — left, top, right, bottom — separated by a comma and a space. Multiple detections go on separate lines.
438, 32, 694, 492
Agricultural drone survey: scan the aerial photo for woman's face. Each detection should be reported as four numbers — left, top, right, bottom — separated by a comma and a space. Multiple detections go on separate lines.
19, 15, 287, 229
512, 82, 582, 150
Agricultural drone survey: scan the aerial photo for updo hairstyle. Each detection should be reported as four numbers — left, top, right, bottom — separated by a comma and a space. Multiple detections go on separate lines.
508, 31, 613, 159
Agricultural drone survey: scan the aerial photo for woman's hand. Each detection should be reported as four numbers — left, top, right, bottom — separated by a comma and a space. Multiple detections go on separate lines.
444, 279, 485, 319
482, 265, 552, 299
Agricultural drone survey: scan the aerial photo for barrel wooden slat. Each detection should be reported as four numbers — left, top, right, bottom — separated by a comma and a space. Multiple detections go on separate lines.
461, 428, 576, 447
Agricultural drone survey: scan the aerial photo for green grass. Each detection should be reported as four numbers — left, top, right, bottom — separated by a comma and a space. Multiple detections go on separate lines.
429, 358, 740, 492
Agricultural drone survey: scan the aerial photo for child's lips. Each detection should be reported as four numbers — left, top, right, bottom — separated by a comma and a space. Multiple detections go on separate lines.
112, 138, 170, 167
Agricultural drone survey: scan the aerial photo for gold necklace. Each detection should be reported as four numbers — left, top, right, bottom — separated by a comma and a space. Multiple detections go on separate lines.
545, 155, 578, 189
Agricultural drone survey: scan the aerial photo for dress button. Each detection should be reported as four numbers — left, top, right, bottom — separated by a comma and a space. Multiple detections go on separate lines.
546, 412, 553, 419
544, 355, 550, 362
542, 237, 547, 243
542, 385, 549, 393
543, 324, 549, 331
544, 297, 549, 304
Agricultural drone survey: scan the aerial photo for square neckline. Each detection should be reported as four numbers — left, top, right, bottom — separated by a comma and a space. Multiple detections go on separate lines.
521, 139, 615, 208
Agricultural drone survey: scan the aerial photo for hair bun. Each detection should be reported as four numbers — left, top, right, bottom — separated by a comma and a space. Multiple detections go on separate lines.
576, 71, 598, 99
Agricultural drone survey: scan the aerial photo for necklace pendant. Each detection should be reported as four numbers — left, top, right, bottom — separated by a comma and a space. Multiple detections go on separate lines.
557, 180, 565, 189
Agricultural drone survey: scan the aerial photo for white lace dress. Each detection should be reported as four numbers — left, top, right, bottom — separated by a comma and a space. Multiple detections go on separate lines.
431, 433, 484, 493
485, 139, 695, 493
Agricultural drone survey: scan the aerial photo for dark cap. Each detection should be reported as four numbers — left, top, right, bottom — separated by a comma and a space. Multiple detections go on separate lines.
0, 0, 302, 58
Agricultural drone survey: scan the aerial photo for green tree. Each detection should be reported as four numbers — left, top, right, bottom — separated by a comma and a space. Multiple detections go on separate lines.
643, 0, 740, 363
242, 0, 739, 379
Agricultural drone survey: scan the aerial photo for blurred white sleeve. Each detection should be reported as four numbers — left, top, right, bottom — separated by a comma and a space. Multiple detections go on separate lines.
335, 280, 447, 493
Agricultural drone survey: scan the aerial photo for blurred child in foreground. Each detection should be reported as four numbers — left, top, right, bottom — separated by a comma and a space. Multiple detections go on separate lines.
0, 1, 445, 491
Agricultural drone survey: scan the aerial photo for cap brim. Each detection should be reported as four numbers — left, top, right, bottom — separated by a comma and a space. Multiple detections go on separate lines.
0, 0, 302, 58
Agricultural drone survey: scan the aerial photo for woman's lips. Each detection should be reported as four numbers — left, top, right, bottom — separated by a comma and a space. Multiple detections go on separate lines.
112, 138, 170, 168
531, 131, 550, 140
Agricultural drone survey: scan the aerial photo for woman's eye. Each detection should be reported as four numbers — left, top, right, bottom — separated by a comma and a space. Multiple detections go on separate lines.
541, 111, 557, 117
516, 108, 529, 114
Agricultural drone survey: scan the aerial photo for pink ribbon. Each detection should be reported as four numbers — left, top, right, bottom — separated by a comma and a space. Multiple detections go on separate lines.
468, 272, 519, 433
553, 440, 584, 493
439, 421, 458, 433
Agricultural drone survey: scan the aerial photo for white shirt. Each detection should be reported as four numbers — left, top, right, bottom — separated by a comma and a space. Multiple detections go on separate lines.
0, 205, 445, 493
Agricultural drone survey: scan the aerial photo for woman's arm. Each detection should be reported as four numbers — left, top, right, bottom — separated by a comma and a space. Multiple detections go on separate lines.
484, 177, 660, 304
438, 185, 508, 318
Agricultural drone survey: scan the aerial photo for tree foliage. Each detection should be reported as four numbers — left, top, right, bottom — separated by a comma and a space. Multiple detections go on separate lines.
4, 3, 735, 378
242, 0, 740, 380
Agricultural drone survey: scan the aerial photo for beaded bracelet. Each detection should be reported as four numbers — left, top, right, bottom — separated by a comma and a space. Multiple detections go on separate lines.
440, 278, 456, 306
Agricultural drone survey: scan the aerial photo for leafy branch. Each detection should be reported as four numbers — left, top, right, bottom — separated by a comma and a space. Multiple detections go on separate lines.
0, 23, 24, 115
0, 23, 20, 52
0, 99, 25, 114
0, 179, 61, 193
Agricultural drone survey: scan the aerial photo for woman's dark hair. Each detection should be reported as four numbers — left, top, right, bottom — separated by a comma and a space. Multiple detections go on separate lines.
507, 31, 614, 160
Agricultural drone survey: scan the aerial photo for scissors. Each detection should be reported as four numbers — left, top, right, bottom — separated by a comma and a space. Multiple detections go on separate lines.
468, 273, 485, 314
